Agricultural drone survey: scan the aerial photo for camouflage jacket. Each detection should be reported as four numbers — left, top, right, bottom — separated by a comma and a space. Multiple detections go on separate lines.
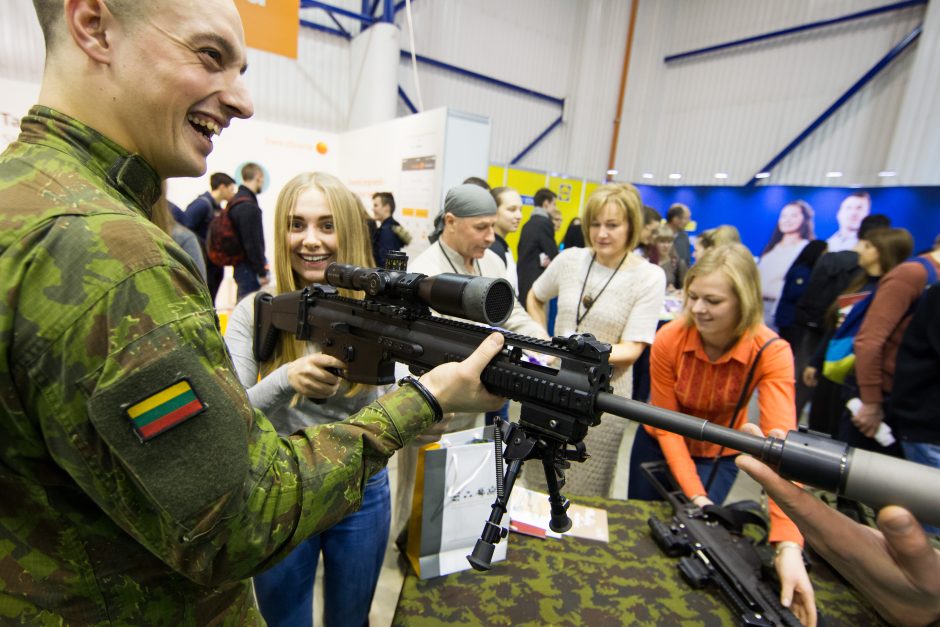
0, 106, 436, 625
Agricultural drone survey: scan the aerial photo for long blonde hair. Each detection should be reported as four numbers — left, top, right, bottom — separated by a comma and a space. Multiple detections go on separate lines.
260, 172, 375, 398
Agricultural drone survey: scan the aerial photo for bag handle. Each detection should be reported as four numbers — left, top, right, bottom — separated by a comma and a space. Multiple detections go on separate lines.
703, 336, 781, 494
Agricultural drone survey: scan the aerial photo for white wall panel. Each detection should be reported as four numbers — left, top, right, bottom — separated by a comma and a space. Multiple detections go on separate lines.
615, 0, 928, 186
395, 0, 601, 177
245, 26, 351, 132
885, 0, 940, 185
0, 0, 45, 84
3, 0, 938, 186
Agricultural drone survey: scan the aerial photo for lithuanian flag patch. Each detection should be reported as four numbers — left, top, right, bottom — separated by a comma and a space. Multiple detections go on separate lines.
126, 379, 206, 442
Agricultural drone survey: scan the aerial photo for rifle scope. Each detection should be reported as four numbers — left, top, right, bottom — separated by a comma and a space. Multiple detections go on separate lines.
325, 263, 515, 327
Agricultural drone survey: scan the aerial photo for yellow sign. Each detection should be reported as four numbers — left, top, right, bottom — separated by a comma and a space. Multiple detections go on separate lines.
234, 0, 299, 60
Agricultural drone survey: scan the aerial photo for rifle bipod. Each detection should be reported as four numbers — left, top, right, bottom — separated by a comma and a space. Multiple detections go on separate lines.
467, 415, 587, 571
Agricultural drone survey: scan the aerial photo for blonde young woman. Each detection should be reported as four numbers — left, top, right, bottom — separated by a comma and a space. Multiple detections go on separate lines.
525, 183, 666, 497
223, 172, 388, 627
630, 244, 816, 626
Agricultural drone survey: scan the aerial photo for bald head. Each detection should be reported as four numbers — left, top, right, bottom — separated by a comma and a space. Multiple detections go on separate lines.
33, 0, 252, 179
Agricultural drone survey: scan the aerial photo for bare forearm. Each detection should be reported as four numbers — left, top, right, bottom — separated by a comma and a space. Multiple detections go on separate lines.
609, 340, 647, 368
526, 291, 548, 329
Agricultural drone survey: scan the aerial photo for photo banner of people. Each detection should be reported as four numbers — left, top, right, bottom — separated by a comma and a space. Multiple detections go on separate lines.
637, 184, 940, 327
638, 185, 940, 255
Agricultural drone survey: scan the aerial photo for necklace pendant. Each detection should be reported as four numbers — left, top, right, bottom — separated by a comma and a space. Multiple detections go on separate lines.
582, 294, 594, 310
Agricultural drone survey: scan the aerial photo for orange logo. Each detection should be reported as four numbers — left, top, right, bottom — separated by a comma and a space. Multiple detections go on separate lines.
234, 0, 300, 59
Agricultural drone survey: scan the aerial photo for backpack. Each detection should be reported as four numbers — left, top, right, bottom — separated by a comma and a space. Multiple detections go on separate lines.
823, 256, 939, 384
206, 197, 247, 267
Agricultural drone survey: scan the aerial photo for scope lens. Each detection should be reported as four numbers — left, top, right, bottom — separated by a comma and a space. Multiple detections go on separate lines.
484, 281, 514, 325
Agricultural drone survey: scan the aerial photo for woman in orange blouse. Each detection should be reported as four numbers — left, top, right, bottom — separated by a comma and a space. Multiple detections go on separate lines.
629, 243, 815, 626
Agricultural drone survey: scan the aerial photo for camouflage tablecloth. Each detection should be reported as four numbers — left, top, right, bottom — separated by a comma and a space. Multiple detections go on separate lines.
393, 496, 884, 626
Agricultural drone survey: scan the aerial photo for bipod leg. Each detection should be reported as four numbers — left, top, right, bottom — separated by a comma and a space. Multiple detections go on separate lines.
467, 457, 522, 571
540, 442, 572, 533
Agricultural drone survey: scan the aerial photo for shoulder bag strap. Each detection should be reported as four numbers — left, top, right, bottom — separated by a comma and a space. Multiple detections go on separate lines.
703, 336, 781, 493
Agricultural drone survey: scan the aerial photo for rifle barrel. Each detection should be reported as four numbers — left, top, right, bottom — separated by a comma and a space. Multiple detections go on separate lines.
596, 393, 940, 527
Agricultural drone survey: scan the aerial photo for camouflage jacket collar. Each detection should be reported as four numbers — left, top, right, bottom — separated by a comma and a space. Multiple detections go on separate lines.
19, 105, 162, 216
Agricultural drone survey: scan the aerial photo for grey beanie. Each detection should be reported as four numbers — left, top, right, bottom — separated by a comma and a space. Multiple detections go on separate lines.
428, 184, 497, 243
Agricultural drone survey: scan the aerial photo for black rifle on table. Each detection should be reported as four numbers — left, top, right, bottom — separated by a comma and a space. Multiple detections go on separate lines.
252, 254, 940, 572
643, 461, 802, 627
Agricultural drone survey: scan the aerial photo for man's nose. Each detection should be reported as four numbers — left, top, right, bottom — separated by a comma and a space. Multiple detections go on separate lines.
222, 74, 254, 120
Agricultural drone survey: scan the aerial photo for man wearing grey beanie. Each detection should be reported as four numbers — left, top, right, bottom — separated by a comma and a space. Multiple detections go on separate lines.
411, 184, 546, 338
395, 185, 549, 537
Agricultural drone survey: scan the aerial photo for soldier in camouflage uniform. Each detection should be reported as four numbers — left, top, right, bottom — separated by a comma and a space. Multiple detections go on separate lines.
0, 1, 505, 624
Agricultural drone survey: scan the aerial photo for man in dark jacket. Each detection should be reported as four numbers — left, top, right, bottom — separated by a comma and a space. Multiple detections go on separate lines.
371, 192, 411, 268
183, 172, 237, 301
516, 188, 559, 305
665, 203, 692, 266
229, 162, 269, 300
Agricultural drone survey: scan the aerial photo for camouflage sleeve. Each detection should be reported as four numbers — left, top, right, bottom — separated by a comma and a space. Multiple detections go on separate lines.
24, 216, 436, 585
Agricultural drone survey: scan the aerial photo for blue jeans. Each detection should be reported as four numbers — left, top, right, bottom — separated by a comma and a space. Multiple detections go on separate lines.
693, 456, 739, 504
233, 262, 261, 302
254, 468, 391, 627
628, 426, 739, 503
900, 441, 940, 536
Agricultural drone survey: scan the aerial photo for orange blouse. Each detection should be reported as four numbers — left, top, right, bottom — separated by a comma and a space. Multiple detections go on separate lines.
647, 319, 802, 544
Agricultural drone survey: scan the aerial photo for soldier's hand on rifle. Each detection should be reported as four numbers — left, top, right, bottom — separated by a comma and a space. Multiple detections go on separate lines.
418, 332, 506, 414
287, 353, 345, 399
737, 426, 940, 627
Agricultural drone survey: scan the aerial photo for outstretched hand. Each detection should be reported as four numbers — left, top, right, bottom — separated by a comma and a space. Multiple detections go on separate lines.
419, 332, 506, 415
736, 425, 940, 627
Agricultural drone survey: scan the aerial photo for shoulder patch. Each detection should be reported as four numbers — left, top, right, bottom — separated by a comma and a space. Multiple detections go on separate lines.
127, 379, 206, 441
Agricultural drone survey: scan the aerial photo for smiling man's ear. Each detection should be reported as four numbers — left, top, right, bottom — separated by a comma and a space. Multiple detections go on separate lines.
64, 0, 117, 65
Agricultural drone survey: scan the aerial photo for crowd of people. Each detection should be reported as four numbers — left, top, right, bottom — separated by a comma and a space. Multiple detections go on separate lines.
2, 2, 938, 627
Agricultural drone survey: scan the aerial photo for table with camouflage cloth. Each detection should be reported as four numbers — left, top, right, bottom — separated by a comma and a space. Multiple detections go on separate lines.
394, 496, 883, 626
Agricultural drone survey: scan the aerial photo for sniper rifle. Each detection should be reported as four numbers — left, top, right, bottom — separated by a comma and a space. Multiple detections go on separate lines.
252, 256, 940, 572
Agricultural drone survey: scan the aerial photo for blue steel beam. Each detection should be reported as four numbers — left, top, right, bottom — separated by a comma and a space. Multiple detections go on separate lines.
747, 24, 922, 186
298, 17, 565, 110
394, 0, 407, 15
511, 114, 564, 165
300, 18, 351, 39
300, 1, 375, 24
383, 0, 395, 23
665, 0, 926, 63
399, 50, 565, 107
325, 11, 350, 37
398, 86, 418, 114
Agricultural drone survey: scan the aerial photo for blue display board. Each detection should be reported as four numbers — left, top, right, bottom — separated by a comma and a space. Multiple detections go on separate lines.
636, 185, 940, 256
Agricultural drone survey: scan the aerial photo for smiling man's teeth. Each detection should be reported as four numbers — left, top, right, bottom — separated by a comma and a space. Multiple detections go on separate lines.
187, 114, 220, 136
